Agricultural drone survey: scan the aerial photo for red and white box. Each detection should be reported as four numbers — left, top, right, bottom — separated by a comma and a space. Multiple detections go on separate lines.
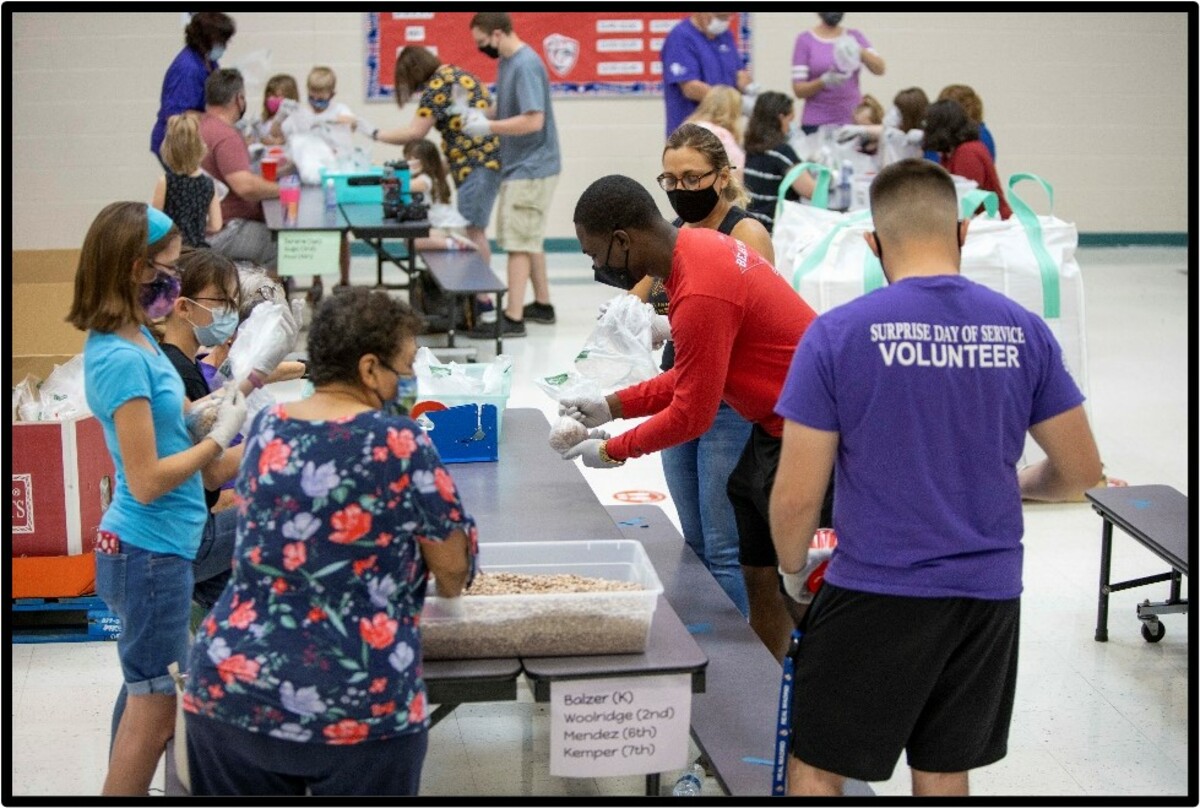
11, 415, 115, 557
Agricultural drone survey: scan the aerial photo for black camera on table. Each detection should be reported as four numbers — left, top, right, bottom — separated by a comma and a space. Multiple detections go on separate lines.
381, 160, 429, 222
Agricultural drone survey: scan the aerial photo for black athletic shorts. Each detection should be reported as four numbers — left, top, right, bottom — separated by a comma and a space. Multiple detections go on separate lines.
726, 424, 833, 567
789, 583, 1020, 782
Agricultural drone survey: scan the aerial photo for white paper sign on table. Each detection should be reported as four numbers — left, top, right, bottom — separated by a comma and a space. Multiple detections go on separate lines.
549, 673, 691, 778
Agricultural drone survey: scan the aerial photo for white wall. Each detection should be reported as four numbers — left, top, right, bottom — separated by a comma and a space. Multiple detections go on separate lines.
10, 11, 1190, 249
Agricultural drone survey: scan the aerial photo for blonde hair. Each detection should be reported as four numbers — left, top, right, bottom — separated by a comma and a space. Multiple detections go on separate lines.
855, 94, 884, 125
664, 123, 749, 209
307, 66, 337, 93
686, 85, 743, 144
159, 113, 206, 175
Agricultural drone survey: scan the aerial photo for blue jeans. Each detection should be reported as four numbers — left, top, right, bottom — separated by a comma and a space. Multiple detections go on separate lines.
192, 508, 238, 610
661, 402, 752, 617
95, 542, 193, 696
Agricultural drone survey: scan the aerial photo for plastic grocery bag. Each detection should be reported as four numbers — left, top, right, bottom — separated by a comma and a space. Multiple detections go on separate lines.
289, 132, 338, 186
37, 354, 90, 420
224, 298, 300, 383
534, 293, 659, 402
13, 375, 42, 422
413, 347, 512, 396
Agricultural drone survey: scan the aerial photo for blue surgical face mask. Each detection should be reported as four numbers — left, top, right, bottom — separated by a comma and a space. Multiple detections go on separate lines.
309, 96, 332, 112
387, 375, 419, 417
186, 300, 240, 347
208, 44, 225, 62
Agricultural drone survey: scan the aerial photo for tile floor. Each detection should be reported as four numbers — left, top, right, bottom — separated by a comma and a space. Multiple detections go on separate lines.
7, 246, 1191, 799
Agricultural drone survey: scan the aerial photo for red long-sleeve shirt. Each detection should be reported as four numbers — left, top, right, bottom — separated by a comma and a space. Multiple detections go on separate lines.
607, 227, 818, 462
943, 140, 1012, 219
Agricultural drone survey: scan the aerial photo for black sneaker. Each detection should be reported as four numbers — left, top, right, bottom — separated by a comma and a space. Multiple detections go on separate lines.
522, 301, 556, 324
467, 313, 525, 339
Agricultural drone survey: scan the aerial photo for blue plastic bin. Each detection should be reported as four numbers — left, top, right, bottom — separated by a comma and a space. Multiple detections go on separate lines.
320, 166, 385, 204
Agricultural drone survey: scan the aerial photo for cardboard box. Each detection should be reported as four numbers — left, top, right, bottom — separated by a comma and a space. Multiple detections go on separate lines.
12, 414, 115, 557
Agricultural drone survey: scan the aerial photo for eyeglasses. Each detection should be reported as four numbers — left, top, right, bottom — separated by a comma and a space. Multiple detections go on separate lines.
655, 169, 716, 192
147, 259, 179, 275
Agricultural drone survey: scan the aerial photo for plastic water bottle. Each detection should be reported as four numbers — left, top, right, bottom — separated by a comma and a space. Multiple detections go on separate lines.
324, 178, 338, 210
672, 763, 704, 796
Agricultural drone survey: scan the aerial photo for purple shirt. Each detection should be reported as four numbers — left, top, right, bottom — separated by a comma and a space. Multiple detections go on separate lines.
151, 46, 215, 155
661, 18, 742, 136
775, 275, 1084, 600
790, 29, 871, 126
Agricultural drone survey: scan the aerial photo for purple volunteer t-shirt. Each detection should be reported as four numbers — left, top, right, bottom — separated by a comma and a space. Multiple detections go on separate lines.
661, 18, 742, 136
775, 275, 1084, 600
790, 29, 871, 126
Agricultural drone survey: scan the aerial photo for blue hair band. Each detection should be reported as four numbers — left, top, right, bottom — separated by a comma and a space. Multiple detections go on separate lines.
146, 205, 175, 244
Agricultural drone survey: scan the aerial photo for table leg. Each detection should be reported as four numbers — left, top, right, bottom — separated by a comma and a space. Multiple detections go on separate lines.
1095, 518, 1113, 642
446, 294, 458, 348
495, 292, 505, 355
645, 772, 660, 796
375, 238, 384, 288
1169, 569, 1182, 603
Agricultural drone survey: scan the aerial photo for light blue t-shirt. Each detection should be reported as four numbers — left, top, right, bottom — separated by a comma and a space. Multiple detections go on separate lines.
494, 44, 561, 180
84, 326, 207, 558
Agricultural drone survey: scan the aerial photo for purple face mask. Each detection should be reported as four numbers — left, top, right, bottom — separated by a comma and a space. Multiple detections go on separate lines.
139, 269, 181, 319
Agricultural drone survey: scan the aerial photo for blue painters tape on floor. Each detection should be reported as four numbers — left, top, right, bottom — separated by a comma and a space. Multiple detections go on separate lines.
742, 756, 774, 767
685, 623, 713, 634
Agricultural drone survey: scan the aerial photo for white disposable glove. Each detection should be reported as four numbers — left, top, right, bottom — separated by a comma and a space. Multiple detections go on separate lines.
462, 109, 492, 138
779, 547, 834, 604
447, 85, 471, 118
249, 300, 302, 383
561, 439, 624, 468
836, 125, 868, 143
558, 395, 613, 428
277, 98, 300, 118
882, 105, 902, 129
207, 388, 248, 449
354, 117, 379, 139
650, 313, 672, 350
833, 35, 862, 73
740, 82, 763, 116
819, 70, 848, 89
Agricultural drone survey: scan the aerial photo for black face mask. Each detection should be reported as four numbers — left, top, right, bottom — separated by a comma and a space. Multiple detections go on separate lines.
666, 185, 719, 224
478, 43, 500, 59
819, 12, 844, 26
593, 235, 637, 290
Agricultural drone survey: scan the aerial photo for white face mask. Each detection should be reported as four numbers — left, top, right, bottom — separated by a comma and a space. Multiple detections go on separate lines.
883, 105, 902, 129
707, 18, 731, 36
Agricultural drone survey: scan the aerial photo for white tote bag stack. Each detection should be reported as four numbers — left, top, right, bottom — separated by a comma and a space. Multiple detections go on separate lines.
772, 172, 1090, 465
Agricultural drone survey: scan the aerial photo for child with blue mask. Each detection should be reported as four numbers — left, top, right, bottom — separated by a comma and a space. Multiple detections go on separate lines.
272, 65, 366, 155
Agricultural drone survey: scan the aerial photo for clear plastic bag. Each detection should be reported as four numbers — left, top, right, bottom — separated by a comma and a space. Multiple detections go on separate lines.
38, 354, 90, 420
413, 347, 512, 396
14, 374, 42, 422
225, 300, 288, 383
572, 294, 659, 392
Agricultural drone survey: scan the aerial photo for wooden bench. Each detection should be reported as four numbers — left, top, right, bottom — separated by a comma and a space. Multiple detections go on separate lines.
606, 505, 872, 797
418, 249, 507, 356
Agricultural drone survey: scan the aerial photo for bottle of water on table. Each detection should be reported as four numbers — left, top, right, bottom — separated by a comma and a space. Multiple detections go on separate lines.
672, 763, 704, 796
324, 177, 338, 210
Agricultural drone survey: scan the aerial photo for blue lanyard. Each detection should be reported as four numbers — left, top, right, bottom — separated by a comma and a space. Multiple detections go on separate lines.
772, 628, 804, 796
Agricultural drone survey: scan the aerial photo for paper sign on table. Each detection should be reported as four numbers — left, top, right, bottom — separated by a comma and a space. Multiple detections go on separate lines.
277, 230, 341, 277
549, 674, 691, 778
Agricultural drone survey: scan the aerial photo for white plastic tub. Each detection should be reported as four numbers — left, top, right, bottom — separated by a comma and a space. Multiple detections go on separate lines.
421, 540, 663, 659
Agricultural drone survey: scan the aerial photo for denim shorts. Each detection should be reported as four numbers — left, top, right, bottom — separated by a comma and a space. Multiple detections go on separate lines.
456, 165, 502, 230
95, 536, 194, 696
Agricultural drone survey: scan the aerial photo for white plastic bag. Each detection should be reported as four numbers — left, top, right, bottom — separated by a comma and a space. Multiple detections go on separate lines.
14, 374, 42, 422
288, 132, 338, 186
38, 354, 90, 420
225, 300, 289, 383
413, 347, 512, 396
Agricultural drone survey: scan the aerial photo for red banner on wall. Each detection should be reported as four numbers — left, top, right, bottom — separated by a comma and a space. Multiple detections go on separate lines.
365, 12, 750, 100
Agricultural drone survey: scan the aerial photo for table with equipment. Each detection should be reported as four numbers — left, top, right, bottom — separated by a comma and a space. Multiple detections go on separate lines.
1088, 484, 1189, 643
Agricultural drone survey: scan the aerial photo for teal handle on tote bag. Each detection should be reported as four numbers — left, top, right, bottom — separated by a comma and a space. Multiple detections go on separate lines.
959, 189, 1000, 219
777, 162, 832, 223
792, 209, 874, 292
1006, 172, 1061, 319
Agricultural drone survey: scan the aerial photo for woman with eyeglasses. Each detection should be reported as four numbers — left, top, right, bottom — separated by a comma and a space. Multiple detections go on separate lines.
616, 124, 775, 620
68, 204, 248, 795
182, 288, 477, 795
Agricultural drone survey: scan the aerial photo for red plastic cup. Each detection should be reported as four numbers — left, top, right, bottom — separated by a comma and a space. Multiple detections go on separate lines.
261, 157, 278, 181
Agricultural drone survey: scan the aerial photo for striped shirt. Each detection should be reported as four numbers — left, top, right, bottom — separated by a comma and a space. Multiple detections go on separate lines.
744, 142, 801, 232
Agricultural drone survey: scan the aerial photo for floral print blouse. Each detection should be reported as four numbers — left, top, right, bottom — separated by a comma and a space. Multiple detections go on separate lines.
184, 405, 478, 745
417, 64, 502, 184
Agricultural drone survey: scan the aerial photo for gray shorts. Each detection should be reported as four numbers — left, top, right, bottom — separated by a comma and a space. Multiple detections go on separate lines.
209, 218, 277, 270
455, 166, 502, 230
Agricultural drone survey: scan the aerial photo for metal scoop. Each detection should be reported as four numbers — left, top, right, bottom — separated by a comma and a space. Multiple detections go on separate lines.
460, 404, 486, 443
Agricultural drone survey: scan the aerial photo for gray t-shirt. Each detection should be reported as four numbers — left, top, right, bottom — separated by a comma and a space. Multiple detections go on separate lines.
494, 45, 561, 180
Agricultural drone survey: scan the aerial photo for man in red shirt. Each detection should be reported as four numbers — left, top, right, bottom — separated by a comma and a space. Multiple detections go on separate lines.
562, 174, 825, 660
199, 68, 280, 268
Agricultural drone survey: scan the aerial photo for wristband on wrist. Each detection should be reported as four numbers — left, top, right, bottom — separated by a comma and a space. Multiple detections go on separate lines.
598, 441, 624, 467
